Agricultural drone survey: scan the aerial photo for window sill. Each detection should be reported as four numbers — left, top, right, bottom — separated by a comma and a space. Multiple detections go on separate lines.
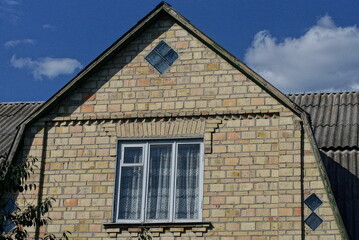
103, 222, 212, 238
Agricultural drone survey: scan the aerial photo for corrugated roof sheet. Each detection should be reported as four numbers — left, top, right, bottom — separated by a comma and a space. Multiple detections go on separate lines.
0, 102, 43, 158
287, 92, 359, 149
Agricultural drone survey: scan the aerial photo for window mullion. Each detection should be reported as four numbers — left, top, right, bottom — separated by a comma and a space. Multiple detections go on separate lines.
141, 143, 149, 223
169, 141, 177, 222
199, 142, 204, 221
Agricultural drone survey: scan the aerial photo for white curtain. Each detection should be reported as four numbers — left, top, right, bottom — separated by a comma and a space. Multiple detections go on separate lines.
146, 144, 172, 220
175, 144, 200, 219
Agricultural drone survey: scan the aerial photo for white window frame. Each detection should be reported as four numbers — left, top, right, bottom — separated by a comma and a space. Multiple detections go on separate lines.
113, 138, 204, 223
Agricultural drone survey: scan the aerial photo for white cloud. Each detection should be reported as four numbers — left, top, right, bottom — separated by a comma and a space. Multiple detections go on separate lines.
11, 55, 83, 80
4, 39, 35, 48
0, 0, 20, 22
3, 0, 19, 5
42, 24, 55, 30
244, 15, 359, 93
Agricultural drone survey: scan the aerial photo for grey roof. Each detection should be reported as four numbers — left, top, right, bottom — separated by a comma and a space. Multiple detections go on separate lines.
0, 102, 43, 158
288, 92, 359, 150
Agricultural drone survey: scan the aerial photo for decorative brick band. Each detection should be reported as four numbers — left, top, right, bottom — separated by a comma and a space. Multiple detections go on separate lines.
48, 113, 278, 154
117, 118, 206, 138
103, 222, 212, 238
50, 110, 279, 122
49, 112, 279, 126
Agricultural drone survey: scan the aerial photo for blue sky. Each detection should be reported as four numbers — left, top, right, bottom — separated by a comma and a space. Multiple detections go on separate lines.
1, 0, 359, 102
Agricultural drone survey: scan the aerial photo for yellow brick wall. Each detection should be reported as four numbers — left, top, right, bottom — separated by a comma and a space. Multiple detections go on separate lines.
16, 15, 346, 239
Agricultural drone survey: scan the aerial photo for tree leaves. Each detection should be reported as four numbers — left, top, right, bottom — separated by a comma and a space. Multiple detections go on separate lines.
138, 228, 152, 240
0, 156, 72, 239
0, 156, 38, 195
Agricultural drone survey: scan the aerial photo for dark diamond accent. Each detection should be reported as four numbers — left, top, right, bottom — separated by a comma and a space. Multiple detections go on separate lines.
304, 212, 323, 230
145, 41, 178, 74
304, 193, 323, 211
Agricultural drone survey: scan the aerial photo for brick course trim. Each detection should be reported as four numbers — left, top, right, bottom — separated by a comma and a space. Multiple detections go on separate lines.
49, 111, 279, 125
104, 222, 212, 238
49, 109, 279, 122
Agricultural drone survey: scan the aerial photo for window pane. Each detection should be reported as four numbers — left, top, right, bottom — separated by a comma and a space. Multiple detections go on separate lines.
164, 49, 178, 64
118, 167, 143, 220
154, 60, 170, 74
175, 144, 200, 219
155, 41, 171, 56
146, 145, 172, 220
124, 147, 143, 164
145, 51, 162, 67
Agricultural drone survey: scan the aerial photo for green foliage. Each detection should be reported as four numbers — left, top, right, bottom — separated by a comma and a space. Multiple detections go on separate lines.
0, 156, 71, 240
0, 156, 37, 194
138, 228, 152, 240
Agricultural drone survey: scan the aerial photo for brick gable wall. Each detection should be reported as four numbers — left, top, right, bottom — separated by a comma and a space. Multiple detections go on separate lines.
16, 15, 346, 239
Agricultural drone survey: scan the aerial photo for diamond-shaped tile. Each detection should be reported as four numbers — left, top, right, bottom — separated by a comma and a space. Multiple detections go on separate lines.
304, 193, 323, 211
304, 212, 323, 230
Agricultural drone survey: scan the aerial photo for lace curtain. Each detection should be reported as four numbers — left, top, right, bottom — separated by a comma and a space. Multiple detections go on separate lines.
146, 145, 172, 220
175, 144, 200, 219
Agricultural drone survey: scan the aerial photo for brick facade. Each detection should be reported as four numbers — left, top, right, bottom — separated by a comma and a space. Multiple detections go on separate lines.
16, 5, 346, 240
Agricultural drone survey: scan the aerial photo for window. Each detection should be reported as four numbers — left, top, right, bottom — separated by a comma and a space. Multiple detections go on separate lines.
114, 139, 203, 223
145, 41, 178, 74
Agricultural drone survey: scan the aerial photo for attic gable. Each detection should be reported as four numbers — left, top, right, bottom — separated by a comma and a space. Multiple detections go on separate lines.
22, 2, 302, 127
6, 1, 305, 168
41, 14, 289, 123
